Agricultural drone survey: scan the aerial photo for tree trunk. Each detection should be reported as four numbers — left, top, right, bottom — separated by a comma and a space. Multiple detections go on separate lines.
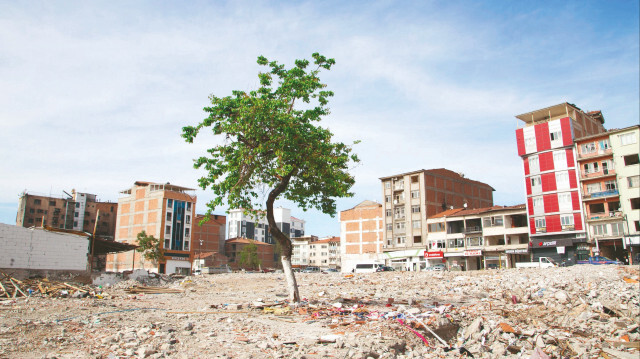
266, 170, 300, 303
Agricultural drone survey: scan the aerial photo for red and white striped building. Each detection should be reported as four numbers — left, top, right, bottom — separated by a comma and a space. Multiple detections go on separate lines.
515, 103, 606, 263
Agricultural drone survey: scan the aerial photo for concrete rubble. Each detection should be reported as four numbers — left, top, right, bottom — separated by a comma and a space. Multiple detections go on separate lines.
0, 265, 638, 358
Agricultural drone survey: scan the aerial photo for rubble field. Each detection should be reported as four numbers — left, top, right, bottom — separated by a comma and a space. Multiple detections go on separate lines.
0, 265, 638, 359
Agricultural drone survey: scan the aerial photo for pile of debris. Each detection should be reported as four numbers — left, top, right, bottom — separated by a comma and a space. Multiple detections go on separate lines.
0, 272, 97, 299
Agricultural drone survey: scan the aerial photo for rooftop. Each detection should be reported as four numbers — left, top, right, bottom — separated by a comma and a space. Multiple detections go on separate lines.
380, 168, 495, 191
515, 102, 604, 125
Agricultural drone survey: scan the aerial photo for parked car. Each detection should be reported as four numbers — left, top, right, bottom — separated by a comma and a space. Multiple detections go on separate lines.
322, 268, 339, 273
375, 266, 395, 272
353, 263, 383, 273
302, 266, 321, 273
577, 256, 622, 265
515, 257, 557, 269
486, 263, 499, 270
427, 264, 446, 271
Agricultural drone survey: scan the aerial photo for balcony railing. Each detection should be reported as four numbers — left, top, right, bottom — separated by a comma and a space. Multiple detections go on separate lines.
464, 226, 482, 233
584, 189, 618, 199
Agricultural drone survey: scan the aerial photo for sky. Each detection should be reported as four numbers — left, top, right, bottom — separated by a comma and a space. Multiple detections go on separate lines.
1, 1, 638, 238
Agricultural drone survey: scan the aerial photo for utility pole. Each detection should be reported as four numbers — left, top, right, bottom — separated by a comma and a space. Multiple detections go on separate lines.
89, 209, 99, 272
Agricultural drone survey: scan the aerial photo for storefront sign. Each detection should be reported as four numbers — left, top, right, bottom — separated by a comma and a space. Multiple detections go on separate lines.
464, 250, 482, 257
166, 256, 189, 261
531, 238, 575, 248
505, 248, 529, 254
424, 251, 444, 259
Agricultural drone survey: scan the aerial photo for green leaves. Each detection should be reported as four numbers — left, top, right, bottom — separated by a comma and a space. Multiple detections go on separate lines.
135, 230, 164, 263
182, 53, 359, 218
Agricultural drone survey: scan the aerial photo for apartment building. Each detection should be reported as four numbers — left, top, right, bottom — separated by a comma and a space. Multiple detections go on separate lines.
291, 235, 318, 267
16, 189, 117, 239
610, 126, 640, 262
425, 205, 529, 270
339, 200, 384, 272
192, 214, 226, 255
106, 181, 196, 275
380, 169, 494, 270
227, 207, 305, 244
515, 103, 606, 262
308, 236, 340, 268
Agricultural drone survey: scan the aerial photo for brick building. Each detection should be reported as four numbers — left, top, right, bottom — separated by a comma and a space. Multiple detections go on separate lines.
106, 181, 197, 275
16, 190, 117, 239
224, 238, 276, 270
380, 168, 494, 270
515, 103, 607, 263
339, 200, 384, 272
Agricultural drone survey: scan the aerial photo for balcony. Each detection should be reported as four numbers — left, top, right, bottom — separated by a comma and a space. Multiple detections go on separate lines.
583, 189, 619, 201
580, 170, 616, 181
577, 148, 613, 160
587, 212, 623, 221
464, 226, 482, 233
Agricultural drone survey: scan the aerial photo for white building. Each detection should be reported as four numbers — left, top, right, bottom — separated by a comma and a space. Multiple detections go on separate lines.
291, 236, 317, 267
227, 207, 305, 244
611, 125, 640, 248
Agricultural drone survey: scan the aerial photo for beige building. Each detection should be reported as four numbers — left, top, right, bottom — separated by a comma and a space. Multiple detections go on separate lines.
425, 205, 529, 270
308, 236, 340, 268
610, 126, 640, 254
339, 200, 384, 272
106, 181, 196, 274
291, 235, 318, 267
380, 169, 494, 269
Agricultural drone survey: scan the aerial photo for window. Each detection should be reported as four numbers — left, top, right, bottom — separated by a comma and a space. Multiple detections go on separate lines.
395, 222, 405, 231
29, 208, 34, 214
586, 183, 601, 194
413, 235, 421, 244
535, 218, 546, 231
37, 209, 43, 213
386, 209, 392, 217
49, 200, 56, 206
385, 223, 392, 231
611, 222, 624, 236
560, 215, 574, 228
549, 131, 561, 142
530, 176, 541, 187
430, 239, 445, 249
553, 151, 565, 168
394, 180, 404, 190
73, 221, 77, 227
583, 162, 599, 174
529, 155, 539, 173
466, 237, 482, 247
75, 202, 80, 208
411, 205, 420, 213
34, 199, 41, 205
186, 202, 192, 211
28, 218, 33, 223
599, 139, 611, 150
412, 220, 421, 229
592, 224, 607, 236
185, 228, 190, 238
619, 133, 637, 146
385, 195, 391, 203
186, 215, 191, 224
624, 154, 640, 166
604, 180, 617, 191
428, 223, 445, 232
411, 190, 419, 199
631, 198, 640, 210
396, 236, 406, 244
628, 176, 639, 188
167, 199, 173, 207
393, 192, 405, 202
581, 142, 596, 154
532, 197, 543, 210
447, 238, 464, 248
524, 136, 535, 150
411, 175, 419, 183
558, 193, 571, 205
482, 216, 503, 227
394, 207, 405, 219
635, 221, 640, 232
385, 181, 391, 189
166, 225, 171, 234
609, 201, 620, 212
74, 212, 79, 218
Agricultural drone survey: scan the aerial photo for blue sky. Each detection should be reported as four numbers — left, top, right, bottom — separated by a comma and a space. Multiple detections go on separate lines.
1, 1, 638, 237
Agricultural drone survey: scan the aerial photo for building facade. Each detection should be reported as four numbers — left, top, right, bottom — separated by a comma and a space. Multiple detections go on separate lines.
515, 103, 606, 263
425, 205, 529, 270
380, 168, 494, 269
308, 236, 340, 268
224, 238, 276, 270
291, 235, 318, 267
339, 200, 384, 272
16, 190, 117, 239
106, 181, 196, 275
227, 207, 305, 244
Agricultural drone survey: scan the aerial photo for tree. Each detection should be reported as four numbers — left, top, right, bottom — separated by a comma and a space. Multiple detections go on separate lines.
238, 240, 261, 270
182, 53, 359, 302
135, 230, 164, 264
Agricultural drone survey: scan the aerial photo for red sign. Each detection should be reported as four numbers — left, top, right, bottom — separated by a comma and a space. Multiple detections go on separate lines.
425, 251, 444, 259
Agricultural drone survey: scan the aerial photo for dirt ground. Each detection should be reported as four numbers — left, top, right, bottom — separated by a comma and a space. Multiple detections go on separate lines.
1, 265, 638, 358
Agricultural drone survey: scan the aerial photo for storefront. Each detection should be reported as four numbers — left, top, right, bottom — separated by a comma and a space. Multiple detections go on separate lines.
443, 250, 482, 271
424, 250, 446, 268
504, 248, 530, 269
530, 237, 582, 266
384, 249, 427, 271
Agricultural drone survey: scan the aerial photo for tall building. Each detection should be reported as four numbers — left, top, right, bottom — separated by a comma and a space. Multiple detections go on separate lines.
308, 236, 340, 268
227, 207, 305, 244
291, 235, 318, 267
106, 181, 196, 274
16, 189, 117, 239
515, 103, 606, 263
380, 168, 494, 268
339, 200, 384, 272
612, 126, 640, 261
